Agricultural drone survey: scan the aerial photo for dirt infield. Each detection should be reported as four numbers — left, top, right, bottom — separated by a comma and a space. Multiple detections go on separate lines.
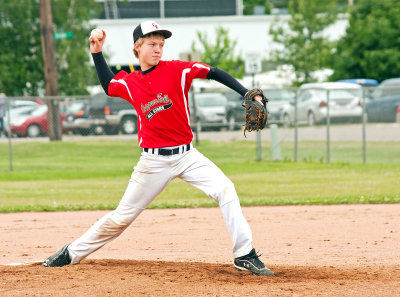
1, 204, 400, 296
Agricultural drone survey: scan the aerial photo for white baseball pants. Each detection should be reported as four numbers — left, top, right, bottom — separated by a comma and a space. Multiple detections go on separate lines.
68, 147, 253, 264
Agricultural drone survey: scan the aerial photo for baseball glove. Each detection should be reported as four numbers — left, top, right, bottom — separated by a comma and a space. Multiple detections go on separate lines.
243, 88, 269, 137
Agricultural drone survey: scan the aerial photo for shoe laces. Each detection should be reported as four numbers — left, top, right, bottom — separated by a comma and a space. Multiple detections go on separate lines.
247, 249, 262, 259
245, 250, 265, 267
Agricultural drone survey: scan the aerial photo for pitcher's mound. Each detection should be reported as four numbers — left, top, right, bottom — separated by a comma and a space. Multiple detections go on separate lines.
1, 259, 399, 296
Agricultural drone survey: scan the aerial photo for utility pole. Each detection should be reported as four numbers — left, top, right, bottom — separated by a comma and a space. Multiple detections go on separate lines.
39, 0, 62, 141
104, 0, 119, 19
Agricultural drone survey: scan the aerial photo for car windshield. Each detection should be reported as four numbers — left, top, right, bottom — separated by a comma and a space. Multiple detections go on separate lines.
372, 85, 400, 99
67, 102, 85, 113
197, 94, 227, 107
315, 89, 361, 100
30, 105, 48, 116
266, 89, 294, 101
10, 106, 36, 117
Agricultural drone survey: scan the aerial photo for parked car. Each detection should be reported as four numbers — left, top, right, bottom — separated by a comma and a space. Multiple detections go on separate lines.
337, 78, 379, 87
283, 82, 363, 126
224, 87, 296, 130
3, 105, 39, 132
337, 78, 379, 100
65, 94, 138, 135
10, 105, 67, 137
189, 92, 228, 131
224, 90, 245, 130
8, 97, 43, 109
365, 78, 400, 123
264, 87, 295, 126
62, 100, 90, 134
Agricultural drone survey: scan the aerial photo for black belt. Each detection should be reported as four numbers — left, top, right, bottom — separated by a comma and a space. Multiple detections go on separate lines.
143, 144, 191, 156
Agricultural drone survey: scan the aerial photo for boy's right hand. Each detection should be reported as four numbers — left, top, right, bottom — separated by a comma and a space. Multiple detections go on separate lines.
89, 29, 106, 53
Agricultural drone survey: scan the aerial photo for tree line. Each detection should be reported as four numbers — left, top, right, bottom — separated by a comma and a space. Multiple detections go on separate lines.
0, 0, 399, 96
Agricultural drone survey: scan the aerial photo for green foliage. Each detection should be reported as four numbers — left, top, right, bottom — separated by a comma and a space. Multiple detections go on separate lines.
0, 1, 43, 96
52, 0, 101, 95
0, 1, 100, 96
269, 0, 338, 85
243, 0, 271, 15
330, 0, 400, 81
191, 26, 245, 78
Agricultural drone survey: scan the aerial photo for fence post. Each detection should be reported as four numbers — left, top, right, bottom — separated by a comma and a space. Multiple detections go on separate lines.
294, 89, 298, 162
326, 89, 331, 164
6, 97, 13, 171
362, 88, 367, 164
270, 124, 281, 161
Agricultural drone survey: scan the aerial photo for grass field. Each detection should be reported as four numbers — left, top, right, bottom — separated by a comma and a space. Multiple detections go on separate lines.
0, 139, 399, 212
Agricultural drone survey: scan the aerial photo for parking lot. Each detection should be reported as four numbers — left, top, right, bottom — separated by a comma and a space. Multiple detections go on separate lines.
1, 123, 399, 143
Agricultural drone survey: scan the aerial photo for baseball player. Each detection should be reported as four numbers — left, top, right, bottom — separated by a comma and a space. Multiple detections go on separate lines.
42, 20, 273, 276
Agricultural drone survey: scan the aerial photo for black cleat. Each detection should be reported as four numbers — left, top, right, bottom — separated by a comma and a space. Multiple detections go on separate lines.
234, 248, 274, 276
42, 244, 71, 267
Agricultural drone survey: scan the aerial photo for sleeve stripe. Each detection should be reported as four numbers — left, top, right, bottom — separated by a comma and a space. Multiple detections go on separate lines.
110, 79, 134, 102
192, 63, 210, 70
180, 63, 210, 126
181, 68, 192, 126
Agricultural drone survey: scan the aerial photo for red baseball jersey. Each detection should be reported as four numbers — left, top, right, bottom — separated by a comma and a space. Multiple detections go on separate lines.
108, 60, 210, 148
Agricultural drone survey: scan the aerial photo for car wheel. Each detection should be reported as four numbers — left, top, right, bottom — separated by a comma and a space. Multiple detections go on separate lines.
228, 114, 238, 130
92, 125, 105, 135
27, 124, 41, 138
307, 111, 315, 126
120, 116, 137, 134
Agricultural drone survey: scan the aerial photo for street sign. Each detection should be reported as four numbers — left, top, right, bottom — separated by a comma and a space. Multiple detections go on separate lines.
54, 32, 73, 40
245, 51, 262, 74
179, 51, 201, 62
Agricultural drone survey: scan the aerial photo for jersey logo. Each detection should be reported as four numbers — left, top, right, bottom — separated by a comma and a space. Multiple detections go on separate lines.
141, 93, 173, 121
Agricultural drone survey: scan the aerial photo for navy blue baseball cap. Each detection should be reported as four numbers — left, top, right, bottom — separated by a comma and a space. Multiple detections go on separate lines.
133, 20, 172, 43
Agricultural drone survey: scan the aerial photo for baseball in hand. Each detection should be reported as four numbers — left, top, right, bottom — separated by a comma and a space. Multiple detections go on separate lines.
90, 28, 104, 41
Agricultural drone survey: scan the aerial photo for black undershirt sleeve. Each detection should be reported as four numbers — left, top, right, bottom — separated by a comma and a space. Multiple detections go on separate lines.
91, 52, 115, 95
206, 67, 248, 97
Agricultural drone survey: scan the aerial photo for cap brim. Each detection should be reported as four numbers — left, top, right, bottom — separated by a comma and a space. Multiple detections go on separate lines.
148, 29, 172, 39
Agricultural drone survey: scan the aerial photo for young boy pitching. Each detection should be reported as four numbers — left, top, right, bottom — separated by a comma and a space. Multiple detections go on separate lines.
42, 20, 273, 276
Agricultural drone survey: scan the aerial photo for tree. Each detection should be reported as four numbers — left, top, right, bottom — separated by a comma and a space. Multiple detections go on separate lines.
269, 0, 338, 85
0, 1, 99, 96
0, 1, 43, 96
52, 0, 100, 95
243, 0, 271, 15
191, 26, 244, 79
330, 0, 400, 81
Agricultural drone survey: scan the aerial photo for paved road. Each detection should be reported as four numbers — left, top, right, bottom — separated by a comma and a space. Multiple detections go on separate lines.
1, 123, 399, 143
197, 123, 400, 142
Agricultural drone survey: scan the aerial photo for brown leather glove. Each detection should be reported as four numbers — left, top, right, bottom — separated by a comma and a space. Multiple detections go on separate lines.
243, 88, 269, 137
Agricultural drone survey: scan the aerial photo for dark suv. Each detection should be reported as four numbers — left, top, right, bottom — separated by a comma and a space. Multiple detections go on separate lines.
366, 78, 400, 122
65, 94, 138, 135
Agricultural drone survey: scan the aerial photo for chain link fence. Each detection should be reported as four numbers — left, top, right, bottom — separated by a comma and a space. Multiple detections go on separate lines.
1, 82, 399, 168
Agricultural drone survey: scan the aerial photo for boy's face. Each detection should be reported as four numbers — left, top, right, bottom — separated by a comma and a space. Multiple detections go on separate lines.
135, 35, 165, 70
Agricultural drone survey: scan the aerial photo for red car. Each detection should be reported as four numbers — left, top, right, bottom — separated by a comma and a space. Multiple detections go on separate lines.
10, 105, 67, 137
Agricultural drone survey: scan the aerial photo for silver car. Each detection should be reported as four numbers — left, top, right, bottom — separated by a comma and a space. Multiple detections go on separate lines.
283, 82, 364, 126
263, 88, 295, 126
189, 92, 228, 131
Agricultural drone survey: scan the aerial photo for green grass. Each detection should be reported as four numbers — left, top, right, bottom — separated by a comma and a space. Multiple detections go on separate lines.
0, 139, 399, 212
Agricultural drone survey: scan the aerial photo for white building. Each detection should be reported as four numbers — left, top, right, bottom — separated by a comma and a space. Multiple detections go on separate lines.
90, 15, 348, 86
